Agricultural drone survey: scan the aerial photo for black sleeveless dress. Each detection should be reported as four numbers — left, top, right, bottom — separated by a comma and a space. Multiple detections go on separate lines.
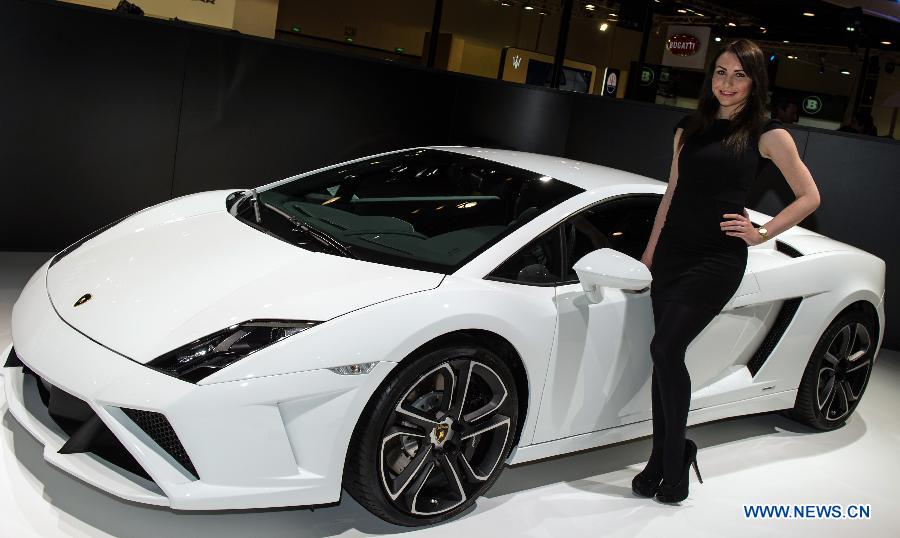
649, 114, 785, 312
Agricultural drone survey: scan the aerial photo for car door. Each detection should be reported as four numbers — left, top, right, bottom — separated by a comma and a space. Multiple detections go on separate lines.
531, 194, 760, 444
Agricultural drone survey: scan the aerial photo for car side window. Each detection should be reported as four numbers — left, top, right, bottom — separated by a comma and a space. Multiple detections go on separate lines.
562, 194, 661, 282
487, 226, 563, 285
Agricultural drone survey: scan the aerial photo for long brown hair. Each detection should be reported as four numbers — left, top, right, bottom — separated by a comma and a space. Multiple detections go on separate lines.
679, 39, 770, 156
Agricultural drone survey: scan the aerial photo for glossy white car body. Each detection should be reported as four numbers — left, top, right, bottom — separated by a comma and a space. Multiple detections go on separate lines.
4, 146, 886, 511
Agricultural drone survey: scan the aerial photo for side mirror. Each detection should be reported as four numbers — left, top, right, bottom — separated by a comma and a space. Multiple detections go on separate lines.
572, 248, 652, 303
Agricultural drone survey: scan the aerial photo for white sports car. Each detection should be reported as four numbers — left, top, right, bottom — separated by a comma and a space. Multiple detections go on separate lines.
4, 146, 885, 526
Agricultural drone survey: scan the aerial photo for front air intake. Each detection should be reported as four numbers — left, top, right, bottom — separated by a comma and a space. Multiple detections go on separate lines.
121, 408, 199, 479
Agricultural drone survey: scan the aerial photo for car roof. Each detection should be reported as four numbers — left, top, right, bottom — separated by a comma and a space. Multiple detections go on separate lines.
426, 146, 666, 191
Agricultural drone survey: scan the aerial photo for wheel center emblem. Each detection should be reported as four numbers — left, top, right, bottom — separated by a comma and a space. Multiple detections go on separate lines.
430, 417, 454, 448
74, 293, 92, 307
435, 424, 449, 442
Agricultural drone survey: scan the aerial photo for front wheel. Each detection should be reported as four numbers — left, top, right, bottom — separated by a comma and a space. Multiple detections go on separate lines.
343, 344, 518, 526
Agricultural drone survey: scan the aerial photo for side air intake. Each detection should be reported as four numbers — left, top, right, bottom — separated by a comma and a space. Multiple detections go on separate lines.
747, 297, 803, 377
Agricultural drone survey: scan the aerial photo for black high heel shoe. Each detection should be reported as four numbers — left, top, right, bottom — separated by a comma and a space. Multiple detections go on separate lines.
655, 439, 703, 503
631, 465, 663, 497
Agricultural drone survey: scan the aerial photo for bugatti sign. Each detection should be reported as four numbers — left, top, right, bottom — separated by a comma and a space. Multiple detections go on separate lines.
667, 34, 701, 56
662, 25, 711, 70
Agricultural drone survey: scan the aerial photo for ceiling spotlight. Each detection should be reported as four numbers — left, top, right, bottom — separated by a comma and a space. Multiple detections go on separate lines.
585, 3, 596, 10
759, 26, 766, 32
783, 40, 790, 43
539, 10, 548, 16
714, 36, 722, 42
599, 22, 609, 31
609, 12, 618, 18
840, 69, 850, 75
882, 41, 893, 45
846, 26, 855, 32
727, 22, 736, 27
524, 5, 534, 10
500, 1, 510, 6
787, 55, 797, 59
803, 12, 815, 17
677, 8, 687, 13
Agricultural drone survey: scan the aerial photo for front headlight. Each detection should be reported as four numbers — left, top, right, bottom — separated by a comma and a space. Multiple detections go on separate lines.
147, 320, 319, 383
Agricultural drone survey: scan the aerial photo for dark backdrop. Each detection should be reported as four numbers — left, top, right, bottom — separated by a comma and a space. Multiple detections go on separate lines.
1, 0, 897, 349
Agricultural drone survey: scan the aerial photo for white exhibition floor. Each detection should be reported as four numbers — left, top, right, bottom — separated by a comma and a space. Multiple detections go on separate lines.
1, 252, 897, 538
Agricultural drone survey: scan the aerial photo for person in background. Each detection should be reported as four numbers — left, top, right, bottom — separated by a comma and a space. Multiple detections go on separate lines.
772, 96, 800, 124
838, 110, 878, 136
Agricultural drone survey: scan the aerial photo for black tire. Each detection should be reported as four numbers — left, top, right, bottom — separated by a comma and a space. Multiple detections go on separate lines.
790, 309, 876, 430
343, 343, 518, 526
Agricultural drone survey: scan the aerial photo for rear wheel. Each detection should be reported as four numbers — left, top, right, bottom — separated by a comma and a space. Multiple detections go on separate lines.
343, 344, 518, 526
790, 310, 876, 430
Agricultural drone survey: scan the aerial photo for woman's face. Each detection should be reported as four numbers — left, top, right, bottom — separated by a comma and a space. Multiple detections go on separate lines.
711, 51, 753, 110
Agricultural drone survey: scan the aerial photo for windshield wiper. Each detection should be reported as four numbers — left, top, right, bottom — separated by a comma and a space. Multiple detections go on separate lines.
230, 189, 263, 224
251, 189, 262, 223
261, 202, 356, 259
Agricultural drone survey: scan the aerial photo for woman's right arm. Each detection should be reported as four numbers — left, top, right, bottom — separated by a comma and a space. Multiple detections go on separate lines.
641, 128, 683, 268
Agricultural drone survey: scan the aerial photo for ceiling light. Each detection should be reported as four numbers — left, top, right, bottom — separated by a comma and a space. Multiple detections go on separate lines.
882, 41, 893, 45
599, 22, 609, 31
609, 12, 618, 17
500, 1, 510, 6
539, 10, 548, 16
696, 13, 704, 17
759, 26, 766, 32
783, 40, 790, 43
787, 55, 797, 59
714, 36, 722, 42
524, 5, 534, 10
840, 70, 850, 75
677, 9, 687, 13
846, 26, 855, 32
803, 12, 815, 17
727, 22, 736, 27
585, 3, 596, 10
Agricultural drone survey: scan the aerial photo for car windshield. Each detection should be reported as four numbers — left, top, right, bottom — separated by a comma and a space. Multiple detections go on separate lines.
237, 148, 583, 273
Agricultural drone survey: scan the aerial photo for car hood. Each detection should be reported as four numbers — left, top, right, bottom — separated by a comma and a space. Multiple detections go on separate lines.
46, 192, 443, 364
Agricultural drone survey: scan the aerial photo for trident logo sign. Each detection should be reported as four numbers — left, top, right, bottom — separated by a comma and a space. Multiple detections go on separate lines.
512, 54, 522, 70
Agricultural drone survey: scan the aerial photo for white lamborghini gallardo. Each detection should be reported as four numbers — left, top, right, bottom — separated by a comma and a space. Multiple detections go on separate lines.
3, 146, 885, 526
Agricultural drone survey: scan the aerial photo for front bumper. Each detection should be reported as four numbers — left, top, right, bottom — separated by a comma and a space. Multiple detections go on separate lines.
3, 262, 396, 510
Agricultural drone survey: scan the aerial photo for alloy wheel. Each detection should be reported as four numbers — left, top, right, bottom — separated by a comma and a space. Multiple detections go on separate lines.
816, 321, 871, 423
378, 358, 513, 517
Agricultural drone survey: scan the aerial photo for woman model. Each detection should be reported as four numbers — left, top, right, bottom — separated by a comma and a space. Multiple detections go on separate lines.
632, 39, 822, 503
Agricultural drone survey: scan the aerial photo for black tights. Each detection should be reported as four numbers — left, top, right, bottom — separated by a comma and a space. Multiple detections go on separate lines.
646, 294, 720, 484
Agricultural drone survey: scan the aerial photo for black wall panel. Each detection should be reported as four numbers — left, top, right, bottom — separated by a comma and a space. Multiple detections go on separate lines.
173, 33, 456, 194
0, 0, 185, 250
566, 97, 685, 181
447, 77, 574, 155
